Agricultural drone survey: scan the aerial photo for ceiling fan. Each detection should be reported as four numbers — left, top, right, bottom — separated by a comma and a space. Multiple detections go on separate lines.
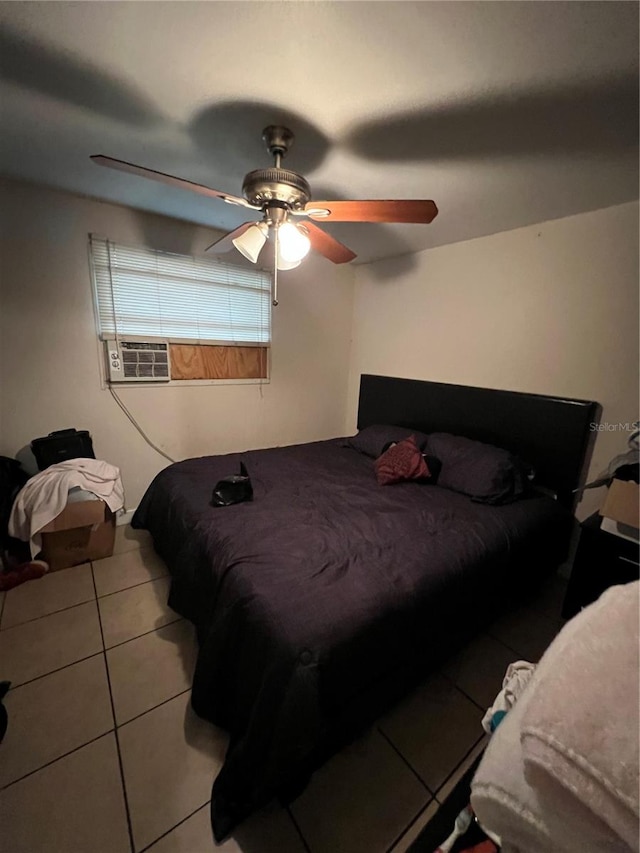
91, 125, 438, 298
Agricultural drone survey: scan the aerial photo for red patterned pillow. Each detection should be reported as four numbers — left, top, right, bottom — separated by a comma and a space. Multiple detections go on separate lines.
374, 435, 431, 486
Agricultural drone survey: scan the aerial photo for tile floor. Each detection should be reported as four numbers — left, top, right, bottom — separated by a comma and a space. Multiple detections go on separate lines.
0, 526, 568, 853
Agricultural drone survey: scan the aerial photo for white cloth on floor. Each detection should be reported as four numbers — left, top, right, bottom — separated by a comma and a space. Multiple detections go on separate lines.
8, 458, 124, 557
482, 660, 536, 733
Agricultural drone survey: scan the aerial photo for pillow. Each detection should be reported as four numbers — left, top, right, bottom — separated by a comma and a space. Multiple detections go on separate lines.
426, 432, 532, 504
347, 424, 429, 459
374, 436, 431, 486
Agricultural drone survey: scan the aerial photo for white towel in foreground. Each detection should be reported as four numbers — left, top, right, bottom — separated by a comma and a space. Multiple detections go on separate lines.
472, 582, 639, 852
9, 458, 125, 557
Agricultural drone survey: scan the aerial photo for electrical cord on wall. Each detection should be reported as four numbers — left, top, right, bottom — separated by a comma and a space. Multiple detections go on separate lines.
101, 237, 175, 465
109, 385, 176, 463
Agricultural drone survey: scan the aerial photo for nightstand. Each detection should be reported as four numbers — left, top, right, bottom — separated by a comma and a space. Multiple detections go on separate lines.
562, 513, 639, 620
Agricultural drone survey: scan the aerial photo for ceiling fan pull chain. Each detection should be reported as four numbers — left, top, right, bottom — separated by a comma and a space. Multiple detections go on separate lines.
272, 226, 279, 307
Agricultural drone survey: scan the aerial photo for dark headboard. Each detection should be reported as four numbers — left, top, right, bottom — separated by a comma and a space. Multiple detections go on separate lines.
357, 374, 601, 511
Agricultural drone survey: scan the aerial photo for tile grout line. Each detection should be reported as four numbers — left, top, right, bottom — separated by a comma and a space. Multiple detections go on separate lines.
384, 798, 437, 853
119, 617, 188, 652
487, 634, 538, 664
117, 686, 191, 729
90, 562, 137, 853
104, 616, 183, 653
437, 671, 490, 714
1, 651, 193, 790
0, 728, 116, 792
95, 571, 170, 601
1, 598, 182, 660
135, 799, 313, 853
0, 569, 169, 635
376, 726, 435, 795
0, 593, 97, 633
4, 610, 184, 693
5, 648, 106, 692
286, 804, 313, 853
484, 630, 531, 662
482, 630, 525, 658
386, 730, 487, 853
432, 733, 486, 803
136, 801, 211, 853
440, 672, 504, 715
486, 602, 563, 661
383, 734, 487, 852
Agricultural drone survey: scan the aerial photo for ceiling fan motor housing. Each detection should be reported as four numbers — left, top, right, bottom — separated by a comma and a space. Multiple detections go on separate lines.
242, 168, 311, 210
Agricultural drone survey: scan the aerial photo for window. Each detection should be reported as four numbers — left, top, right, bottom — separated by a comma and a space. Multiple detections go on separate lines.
90, 235, 270, 381
90, 236, 271, 344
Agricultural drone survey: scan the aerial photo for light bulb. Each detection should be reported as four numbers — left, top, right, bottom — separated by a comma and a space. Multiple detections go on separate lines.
277, 222, 311, 263
276, 252, 301, 271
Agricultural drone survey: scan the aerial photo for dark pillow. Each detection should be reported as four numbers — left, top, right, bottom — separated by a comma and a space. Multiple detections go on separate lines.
374, 436, 431, 486
423, 455, 442, 483
426, 432, 532, 504
347, 424, 429, 459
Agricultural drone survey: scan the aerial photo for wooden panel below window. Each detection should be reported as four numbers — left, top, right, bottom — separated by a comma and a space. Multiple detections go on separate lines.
170, 344, 268, 380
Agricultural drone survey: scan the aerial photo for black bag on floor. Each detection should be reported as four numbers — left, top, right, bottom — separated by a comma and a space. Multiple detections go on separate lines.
31, 428, 95, 471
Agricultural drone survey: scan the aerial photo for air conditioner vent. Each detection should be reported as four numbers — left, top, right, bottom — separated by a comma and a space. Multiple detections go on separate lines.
105, 339, 171, 383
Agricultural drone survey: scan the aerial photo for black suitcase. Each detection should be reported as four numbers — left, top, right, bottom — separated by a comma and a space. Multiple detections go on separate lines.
31, 429, 95, 471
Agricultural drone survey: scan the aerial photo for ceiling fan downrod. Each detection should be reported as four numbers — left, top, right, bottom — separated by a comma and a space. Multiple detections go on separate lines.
262, 125, 294, 169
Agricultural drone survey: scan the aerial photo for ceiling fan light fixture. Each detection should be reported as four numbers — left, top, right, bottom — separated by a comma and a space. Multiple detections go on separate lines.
276, 252, 302, 271
92, 126, 439, 276
277, 222, 311, 263
232, 222, 268, 263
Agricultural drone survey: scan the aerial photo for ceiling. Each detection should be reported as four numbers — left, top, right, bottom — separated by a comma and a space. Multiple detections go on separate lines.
0, 1, 638, 264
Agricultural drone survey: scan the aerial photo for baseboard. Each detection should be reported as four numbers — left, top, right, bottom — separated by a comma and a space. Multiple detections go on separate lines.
116, 508, 137, 526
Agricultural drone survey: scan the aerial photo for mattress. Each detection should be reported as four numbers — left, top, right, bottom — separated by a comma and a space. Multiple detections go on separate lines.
132, 438, 571, 838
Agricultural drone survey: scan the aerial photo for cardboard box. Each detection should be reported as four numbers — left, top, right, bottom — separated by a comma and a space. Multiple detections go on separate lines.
601, 479, 639, 530
39, 500, 115, 571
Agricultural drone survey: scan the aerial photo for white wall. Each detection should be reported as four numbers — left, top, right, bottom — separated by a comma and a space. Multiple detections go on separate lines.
2, 180, 637, 520
0, 178, 355, 507
348, 202, 639, 518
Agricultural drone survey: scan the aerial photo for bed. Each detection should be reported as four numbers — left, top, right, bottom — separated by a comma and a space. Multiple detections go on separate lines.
132, 374, 599, 840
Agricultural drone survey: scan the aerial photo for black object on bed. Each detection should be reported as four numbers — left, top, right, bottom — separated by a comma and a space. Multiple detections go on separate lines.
132, 375, 599, 840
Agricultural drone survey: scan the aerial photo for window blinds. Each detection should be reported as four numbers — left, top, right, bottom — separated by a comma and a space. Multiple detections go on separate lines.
90, 236, 271, 345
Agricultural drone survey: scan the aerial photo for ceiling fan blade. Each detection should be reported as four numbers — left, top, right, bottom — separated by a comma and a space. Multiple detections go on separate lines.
205, 222, 255, 253
304, 222, 356, 264
90, 155, 256, 208
305, 199, 438, 224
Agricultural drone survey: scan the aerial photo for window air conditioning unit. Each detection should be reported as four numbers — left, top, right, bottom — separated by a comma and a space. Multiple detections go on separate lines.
105, 339, 171, 383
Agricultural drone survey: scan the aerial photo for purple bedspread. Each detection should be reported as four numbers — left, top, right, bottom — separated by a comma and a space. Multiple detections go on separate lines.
132, 439, 570, 839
